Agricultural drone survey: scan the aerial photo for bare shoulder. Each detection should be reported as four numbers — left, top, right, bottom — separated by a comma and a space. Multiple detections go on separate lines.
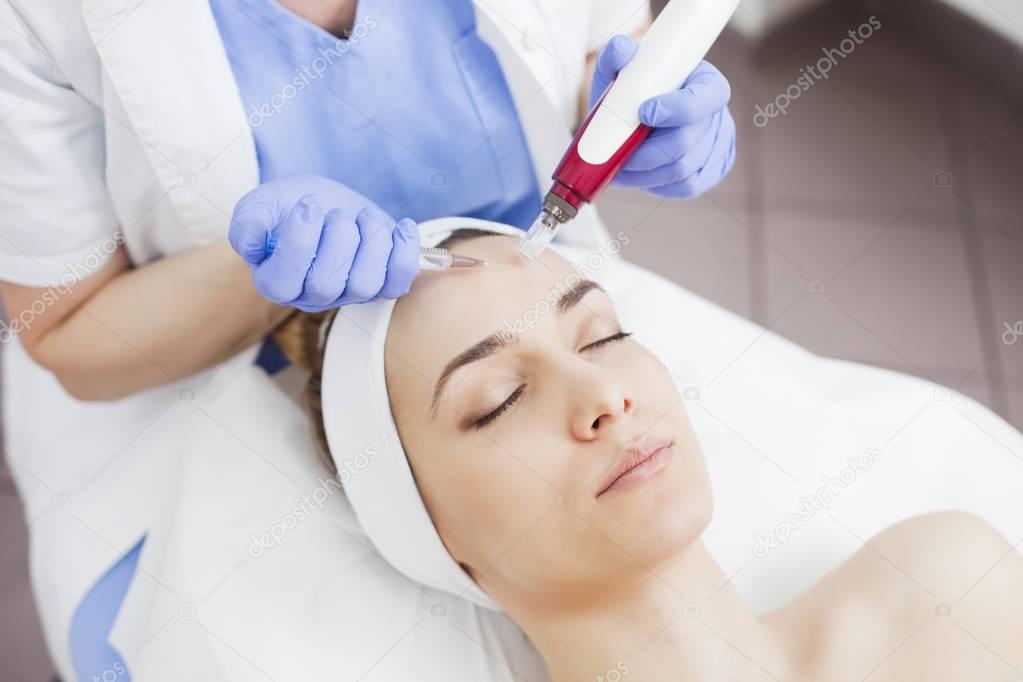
772, 512, 1022, 678
806, 512, 1015, 603
869, 511, 1017, 598
864, 512, 1023, 675
875, 510, 1012, 551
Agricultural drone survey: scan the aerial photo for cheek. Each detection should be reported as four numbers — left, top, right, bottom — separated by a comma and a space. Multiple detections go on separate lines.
622, 344, 686, 417
417, 437, 562, 569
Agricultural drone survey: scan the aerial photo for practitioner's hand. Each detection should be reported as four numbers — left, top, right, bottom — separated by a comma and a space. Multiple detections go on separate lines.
228, 174, 420, 312
590, 35, 737, 199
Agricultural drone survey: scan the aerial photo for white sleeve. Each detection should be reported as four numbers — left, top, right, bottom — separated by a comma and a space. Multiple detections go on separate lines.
585, 0, 653, 53
0, 3, 119, 288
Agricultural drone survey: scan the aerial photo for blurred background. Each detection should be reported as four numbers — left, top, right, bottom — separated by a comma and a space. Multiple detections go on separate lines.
2, 0, 1021, 678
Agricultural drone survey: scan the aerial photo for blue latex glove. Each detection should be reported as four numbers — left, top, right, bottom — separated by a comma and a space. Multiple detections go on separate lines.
229, 175, 420, 312
590, 35, 737, 199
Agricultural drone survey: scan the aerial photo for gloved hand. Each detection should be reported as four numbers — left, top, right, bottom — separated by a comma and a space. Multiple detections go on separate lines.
228, 174, 420, 312
590, 35, 737, 199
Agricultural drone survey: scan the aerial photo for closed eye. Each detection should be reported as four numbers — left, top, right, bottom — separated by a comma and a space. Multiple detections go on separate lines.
466, 331, 632, 431
580, 330, 632, 352
467, 385, 525, 431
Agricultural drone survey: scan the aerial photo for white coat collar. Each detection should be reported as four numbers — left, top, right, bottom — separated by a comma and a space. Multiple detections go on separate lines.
473, 2, 610, 250
80, 0, 260, 235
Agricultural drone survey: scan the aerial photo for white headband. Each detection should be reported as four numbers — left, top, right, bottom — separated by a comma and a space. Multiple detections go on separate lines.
320, 218, 529, 611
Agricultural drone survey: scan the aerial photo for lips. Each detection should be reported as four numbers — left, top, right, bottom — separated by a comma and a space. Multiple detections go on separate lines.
595, 437, 675, 498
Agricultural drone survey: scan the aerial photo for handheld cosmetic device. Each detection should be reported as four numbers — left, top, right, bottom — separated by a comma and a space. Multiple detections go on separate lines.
518, 0, 740, 259
418, 246, 487, 270
264, 238, 486, 271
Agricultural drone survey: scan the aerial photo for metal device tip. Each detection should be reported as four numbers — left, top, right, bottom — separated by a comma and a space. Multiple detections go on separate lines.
448, 254, 488, 269
518, 213, 558, 260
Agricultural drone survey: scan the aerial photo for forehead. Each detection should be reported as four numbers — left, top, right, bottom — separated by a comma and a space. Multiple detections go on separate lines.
422, 232, 578, 292
386, 235, 582, 369
396, 233, 582, 326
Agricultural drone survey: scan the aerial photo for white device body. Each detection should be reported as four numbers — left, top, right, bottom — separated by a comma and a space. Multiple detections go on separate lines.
577, 0, 740, 165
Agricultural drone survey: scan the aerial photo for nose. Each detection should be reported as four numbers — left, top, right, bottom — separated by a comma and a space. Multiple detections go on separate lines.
569, 363, 635, 442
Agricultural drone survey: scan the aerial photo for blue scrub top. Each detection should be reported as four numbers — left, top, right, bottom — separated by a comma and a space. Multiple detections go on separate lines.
208, 0, 542, 229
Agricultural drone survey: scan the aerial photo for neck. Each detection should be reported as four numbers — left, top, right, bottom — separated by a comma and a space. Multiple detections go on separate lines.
511, 542, 789, 682
276, 0, 358, 38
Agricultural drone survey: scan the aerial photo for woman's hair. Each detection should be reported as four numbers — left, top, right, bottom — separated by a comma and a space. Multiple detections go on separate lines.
272, 227, 497, 475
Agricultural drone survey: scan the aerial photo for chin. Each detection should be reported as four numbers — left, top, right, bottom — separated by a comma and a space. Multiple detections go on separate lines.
600, 450, 714, 565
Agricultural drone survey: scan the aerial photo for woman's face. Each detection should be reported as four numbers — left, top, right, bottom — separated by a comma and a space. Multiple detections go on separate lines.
385, 234, 711, 613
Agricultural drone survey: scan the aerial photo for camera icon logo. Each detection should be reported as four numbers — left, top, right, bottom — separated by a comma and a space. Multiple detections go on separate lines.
1002, 321, 1023, 346
683, 601, 703, 618
51, 63, 69, 83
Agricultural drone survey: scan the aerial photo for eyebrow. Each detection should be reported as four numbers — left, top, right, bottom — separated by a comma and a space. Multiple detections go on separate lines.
430, 280, 604, 413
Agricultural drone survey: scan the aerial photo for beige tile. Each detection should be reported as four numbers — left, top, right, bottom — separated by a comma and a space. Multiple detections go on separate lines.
597, 186, 755, 319
1006, 383, 1023, 432
758, 82, 934, 216
976, 196, 1023, 380
962, 118, 1023, 253
947, 77, 1023, 172
730, 10, 939, 217
954, 350, 1018, 427
753, 0, 1020, 150
0, 493, 25, 556
0, 460, 13, 497
0, 503, 54, 681
703, 28, 760, 222
954, 367, 1004, 419
764, 273, 1000, 413
820, 36, 950, 168
765, 292, 936, 375
816, 192, 987, 386
762, 184, 976, 282
759, 208, 893, 282
758, 188, 986, 356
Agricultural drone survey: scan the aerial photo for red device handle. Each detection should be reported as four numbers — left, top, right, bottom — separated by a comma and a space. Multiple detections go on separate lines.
549, 96, 653, 211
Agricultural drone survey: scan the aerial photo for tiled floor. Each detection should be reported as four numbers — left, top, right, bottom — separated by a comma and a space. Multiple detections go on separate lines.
0, 455, 50, 682
2, 1, 1022, 679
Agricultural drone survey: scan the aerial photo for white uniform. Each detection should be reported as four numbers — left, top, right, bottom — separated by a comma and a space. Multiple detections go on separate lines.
0, 0, 647, 675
